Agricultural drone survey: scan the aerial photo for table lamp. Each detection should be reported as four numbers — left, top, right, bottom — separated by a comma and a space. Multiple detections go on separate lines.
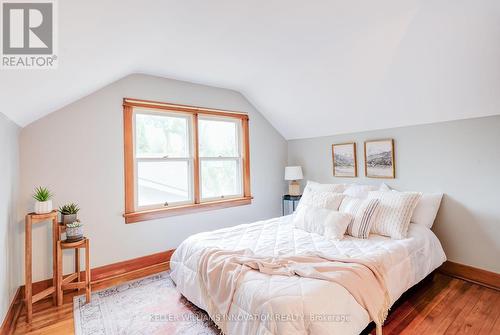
285, 166, 303, 196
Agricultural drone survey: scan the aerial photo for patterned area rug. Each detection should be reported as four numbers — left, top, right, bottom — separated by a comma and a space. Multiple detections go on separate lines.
73, 271, 221, 335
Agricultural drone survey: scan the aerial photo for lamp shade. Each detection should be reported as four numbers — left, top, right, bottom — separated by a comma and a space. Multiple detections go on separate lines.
284, 166, 303, 181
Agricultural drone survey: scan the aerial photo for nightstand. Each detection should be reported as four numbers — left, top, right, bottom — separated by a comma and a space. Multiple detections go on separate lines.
282, 194, 302, 215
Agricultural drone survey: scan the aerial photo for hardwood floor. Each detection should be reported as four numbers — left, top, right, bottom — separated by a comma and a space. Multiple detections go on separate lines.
11, 272, 500, 335
379, 274, 499, 334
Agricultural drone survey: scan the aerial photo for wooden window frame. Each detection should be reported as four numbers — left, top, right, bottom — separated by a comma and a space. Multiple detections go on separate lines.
123, 98, 252, 224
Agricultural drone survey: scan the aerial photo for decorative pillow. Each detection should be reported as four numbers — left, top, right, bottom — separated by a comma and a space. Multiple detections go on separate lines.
343, 184, 378, 198
368, 191, 422, 239
379, 183, 392, 192
293, 207, 352, 240
305, 180, 346, 193
411, 193, 443, 228
296, 182, 345, 212
297, 189, 345, 211
339, 196, 381, 239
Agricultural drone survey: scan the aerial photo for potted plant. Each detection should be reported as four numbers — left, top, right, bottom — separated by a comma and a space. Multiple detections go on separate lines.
33, 186, 53, 214
65, 220, 84, 242
58, 203, 80, 224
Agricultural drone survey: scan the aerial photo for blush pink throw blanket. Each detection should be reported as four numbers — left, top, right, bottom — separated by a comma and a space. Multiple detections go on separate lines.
198, 248, 390, 335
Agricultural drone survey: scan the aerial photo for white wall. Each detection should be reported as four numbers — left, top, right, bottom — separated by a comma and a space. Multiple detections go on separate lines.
17, 73, 499, 285
288, 115, 500, 273
0, 113, 20, 322
20, 74, 287, 281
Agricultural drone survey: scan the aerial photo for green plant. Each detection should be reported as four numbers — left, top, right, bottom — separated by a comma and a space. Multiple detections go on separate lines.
66, 220, 82, 228
33, 186, 53, 202
58, 203, 80, 215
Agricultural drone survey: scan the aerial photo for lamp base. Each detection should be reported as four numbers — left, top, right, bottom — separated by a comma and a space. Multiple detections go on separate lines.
288, 181, 301, 196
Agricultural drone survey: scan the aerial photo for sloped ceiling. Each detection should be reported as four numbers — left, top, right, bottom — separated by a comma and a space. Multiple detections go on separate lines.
1, 0, 500, 139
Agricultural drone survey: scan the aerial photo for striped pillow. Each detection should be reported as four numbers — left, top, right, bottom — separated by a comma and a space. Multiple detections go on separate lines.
339, 197, 380, 238
368, 191, 422, 239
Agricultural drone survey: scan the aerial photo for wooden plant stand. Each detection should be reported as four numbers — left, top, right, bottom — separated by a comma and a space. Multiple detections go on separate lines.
24, 211, 60, 323
56, 238, 91, 306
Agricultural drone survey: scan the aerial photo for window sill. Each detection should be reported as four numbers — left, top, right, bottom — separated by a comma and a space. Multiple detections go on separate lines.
123, 196, 253, 224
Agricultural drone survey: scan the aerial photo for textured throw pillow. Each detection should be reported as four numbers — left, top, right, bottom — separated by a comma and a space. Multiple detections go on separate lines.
368, 191, 422, 239
411, 193, 443, 228
343, 184, 379, 198
298, 189, 345, 211
339, 196, 381, 239
379, 183, 391, 192
296, 182, 345, 212
305, 180, 346, 193
293, 207, 352, 240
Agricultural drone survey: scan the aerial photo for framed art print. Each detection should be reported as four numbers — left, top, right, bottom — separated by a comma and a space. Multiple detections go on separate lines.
364, 139, 395, 178
332, 142, 357, 177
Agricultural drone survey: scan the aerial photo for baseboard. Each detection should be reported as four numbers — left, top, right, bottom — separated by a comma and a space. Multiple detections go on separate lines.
0, 249, 175, 334
439, 260, 500, 291
91, 249, 175, 284
0, 287, 23, 335
26, 249, 175, 295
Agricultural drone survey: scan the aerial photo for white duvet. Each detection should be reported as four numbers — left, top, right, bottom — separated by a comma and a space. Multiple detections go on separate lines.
170, 215, 446, 335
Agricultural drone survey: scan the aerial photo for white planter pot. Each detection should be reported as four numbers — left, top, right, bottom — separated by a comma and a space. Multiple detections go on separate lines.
35, 200, 53, 214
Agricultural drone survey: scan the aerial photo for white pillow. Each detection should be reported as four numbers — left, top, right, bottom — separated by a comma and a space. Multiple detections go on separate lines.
339, 196, 381, 239
343, 184, 378, 198
368, 191, 422, 239
379, 183, 391, 192
378, 184, 443, 229
293, 207, 352, 240
297, 182, 345, 212
305, 180, 345, 193
411, 193, 443, 228
297, 189, 345, 211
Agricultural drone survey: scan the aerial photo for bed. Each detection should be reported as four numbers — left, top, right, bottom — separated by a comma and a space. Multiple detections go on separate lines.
170, 215, 446, 335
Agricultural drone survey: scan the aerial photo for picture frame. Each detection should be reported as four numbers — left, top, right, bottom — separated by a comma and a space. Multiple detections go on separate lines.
332, 142, 357, 177
364, 139, 395, 179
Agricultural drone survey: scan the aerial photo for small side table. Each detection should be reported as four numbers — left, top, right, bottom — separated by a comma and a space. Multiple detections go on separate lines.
24, 211, 59, 323
282, 194, 302, 215
56, 238, 91, 306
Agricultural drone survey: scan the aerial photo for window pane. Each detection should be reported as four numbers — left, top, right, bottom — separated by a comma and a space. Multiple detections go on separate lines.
136, 113, 189, 158
201, 160, 241, 199
199, 118, 239, 157
138, 161, 191, 207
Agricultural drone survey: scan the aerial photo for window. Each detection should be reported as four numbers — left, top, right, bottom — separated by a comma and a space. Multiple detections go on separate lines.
135, 112, 193, 209
199, 116, 242, 201
123, 98, 251, 223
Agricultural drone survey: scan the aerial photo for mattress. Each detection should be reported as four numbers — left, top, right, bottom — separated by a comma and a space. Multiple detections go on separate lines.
170, 215, 446, 335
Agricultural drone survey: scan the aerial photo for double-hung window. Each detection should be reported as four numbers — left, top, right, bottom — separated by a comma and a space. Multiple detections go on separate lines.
135, 111, 194, 209
199, 116, 243, 201
123, 98, 251, 223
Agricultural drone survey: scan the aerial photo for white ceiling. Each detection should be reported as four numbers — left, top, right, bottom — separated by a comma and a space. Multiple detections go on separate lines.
1, 0, 500, 139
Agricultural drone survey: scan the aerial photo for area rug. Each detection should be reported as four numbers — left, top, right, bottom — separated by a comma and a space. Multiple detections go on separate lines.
73, 271, 221, 335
